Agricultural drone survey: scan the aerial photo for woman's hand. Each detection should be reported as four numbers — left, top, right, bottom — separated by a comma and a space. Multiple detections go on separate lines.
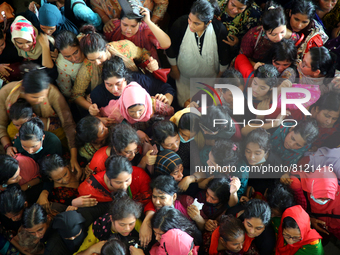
143, 150, 157, 165
98, 117, 117, 127
129, 246, 145, 255
240, 196, 250, 203
103, 19, 116, 33
230, 177, 241, 194
50, 49, 58, 62
66, 206, 78, 211
170, 65, 180, 80
187, 205, 202, 221
139, 218, 152, 248
72, 194, 98, 207
253, 62, 265, 70
154, 94, 169, 104
0, 64, 13, 77
280, 173, 292, 185
89, 103, 100, 116
136, 130, 150, 144
28, 1, 40, 13
222, 35, 239, 47
6, 146, 17, 158
38, 33, 50, 49
273, 110, 291, 128
140, 6, 151, 24
145, 57, 159, 73
311, 218, 329, 235
205, 219, 218, 232
178, 175, 194, 192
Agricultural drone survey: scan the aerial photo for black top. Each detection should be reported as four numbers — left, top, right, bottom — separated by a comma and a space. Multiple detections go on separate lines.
0, 31, 23, 64
166, 15, 231, 66
90, 72, 176, 109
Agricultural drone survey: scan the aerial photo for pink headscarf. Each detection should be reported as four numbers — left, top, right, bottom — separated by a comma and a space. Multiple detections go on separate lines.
150, 229, 199, 255
119, 82, 153, 124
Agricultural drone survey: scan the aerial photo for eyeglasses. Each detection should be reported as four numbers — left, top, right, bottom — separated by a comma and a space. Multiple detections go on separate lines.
282, 232, 302, 242
123, 148, 139, 156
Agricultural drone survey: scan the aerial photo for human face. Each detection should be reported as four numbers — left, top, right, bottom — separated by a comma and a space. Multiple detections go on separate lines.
0, 35, 6, 55
206, 188, 219, 204
282, 227, 302, 245
60, 45, 85, 63
13, 118, 30, 130
251, 78, 270, 99
7, 167, 22, 185
153, 228, 165, 242
188, 13, 208, 34
5, 209, 24, 221
245, 142, 266, 165
244, 218, 265, 238
272, 60, 292, 73
108, 171, 132, 192
87, 50, 108, 66
49, 167, 71, 185
266, 25, 287, 43
226, 0, 247, 18
26, 223, 48, 239
161, 134, 180, 152
40, 25, 56, 36
314, 108, 340, 128
21, 137, 44, 154
221, 235, 245, 253
104, 76, 127, 97
127, 105, 145, 119
118, 142, 139, 161
284, 130, 306, 150
289, 13, 310, 33
319, 0, 337, 13
299, 51, 320, 77
170, 164, 184, 182
121, 18, 140, 37
24, 89, 49, 105
96, 122, 109, 143
14, 38, 34, 52
220, 89, 233, 107
179, 128, 196, 142
152, 188, 176, 210
111, 215, 136, 236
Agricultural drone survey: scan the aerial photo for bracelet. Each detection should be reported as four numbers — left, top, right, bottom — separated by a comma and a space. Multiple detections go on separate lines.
3, 143, 12, 152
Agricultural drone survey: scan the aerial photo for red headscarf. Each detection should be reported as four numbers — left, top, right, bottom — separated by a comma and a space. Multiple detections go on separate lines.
276, 205, 322, 255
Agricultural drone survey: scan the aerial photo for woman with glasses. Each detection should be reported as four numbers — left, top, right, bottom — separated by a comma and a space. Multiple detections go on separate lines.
276, 205, 323, 255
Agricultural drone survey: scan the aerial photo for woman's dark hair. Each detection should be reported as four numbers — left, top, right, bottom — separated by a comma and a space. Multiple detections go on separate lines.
152, 121, 178, 145
0, 155, 19, 185
150, 175, 178, 196
127, 103, 143, 110
40, 154, 69, 181
211, 140, 240, 166
110, 124, 140, 154
219, 214, 245, 242
253, 64, 280, 88
76, 116, 102, 147
311, 92, 340, 113
19, 117, 44, 141
220, 69, 244, 90
79, 25, 107, 57
101, 237, 127, 255
9, 98, 34, 121
102, 56, 132, 82
23, 203, 48, 229
282, 216, 299, 230
266, 39, 297, 64
110, 190, 142, 221
292, 118, 319, 145
0, 29, 4, 40
309, 46, 337, 80
190, 0, 219, 24
120, 9, 143, 22
105, 155, 133, 179
267, 183, 295, 216
55, 30, 79, 51
0, 184, 26, 215
200, 105, 233, 133
262, 1, 286, 32
21, 63, 50, 94
290, 0, 315, 19
152, 206, 202, 245
178, 113, 200, 134
206, 178, 231, 206
244, 128, 271, 154
243, 199, 271, 226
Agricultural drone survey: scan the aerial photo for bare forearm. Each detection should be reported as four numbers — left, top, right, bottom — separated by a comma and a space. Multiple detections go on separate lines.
144, 20, 171, 49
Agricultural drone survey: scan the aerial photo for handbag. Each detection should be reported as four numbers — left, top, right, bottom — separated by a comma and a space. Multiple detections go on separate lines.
139, 58, 170, 83
0, 2, 15, 32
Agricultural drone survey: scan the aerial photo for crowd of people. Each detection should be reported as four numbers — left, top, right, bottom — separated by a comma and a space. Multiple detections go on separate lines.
0, 0, 340, 254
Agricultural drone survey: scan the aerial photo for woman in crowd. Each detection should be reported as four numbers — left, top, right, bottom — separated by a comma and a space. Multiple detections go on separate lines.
0, 65, 79, 171
76, 115, 109, 164
104, 6, 171, 63
276, 205, 324, 254
166, 0, 231, 106
10, 16, 57, 80
240, 1, 299, 65
13, 118, 63, 162
55, 30, 85, 98
154, 149, 184, 181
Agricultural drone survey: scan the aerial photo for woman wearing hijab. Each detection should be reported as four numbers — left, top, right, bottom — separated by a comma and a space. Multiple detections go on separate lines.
276, 205, 323, 255
10, 16, 57, 81
154, 149, 184, 181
